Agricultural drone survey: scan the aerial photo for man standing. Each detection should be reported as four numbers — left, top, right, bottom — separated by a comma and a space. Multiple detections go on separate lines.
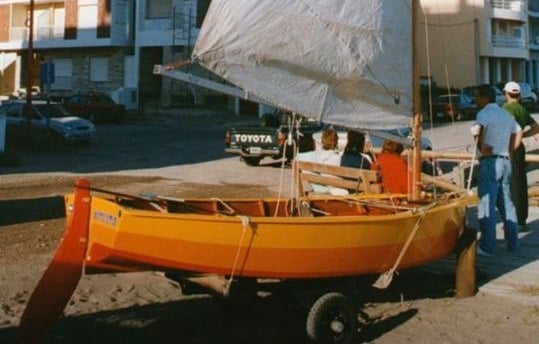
471, 85, 522, 257
503, 81, 539, 232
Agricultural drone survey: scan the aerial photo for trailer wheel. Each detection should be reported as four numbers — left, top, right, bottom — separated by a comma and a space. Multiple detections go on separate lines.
306, 292, 357, 344
243, 157, 261, 166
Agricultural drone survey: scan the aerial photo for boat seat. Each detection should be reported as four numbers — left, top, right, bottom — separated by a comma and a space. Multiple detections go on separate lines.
295, 161, 381, 196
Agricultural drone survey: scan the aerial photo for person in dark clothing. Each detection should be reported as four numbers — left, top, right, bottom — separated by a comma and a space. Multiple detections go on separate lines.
503, 81, 539, 232
340, 130, 371, 169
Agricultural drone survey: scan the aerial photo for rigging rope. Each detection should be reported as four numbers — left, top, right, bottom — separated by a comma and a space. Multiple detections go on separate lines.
422, 2, 468, 196
273, 112, 298, 217
466, 136, 479, 193
223, 215, 250, 296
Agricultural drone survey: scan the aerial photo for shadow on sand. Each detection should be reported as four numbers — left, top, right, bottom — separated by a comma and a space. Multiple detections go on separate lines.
0, 268, 457, 344
0, 196, 65, 227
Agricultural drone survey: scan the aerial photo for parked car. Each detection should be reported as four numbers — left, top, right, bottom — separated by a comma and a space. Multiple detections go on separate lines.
431, 93, 477, 121
63, 93, 125, 123
462, 85, 506, 107
517, 82, 538, 112
0, 100, 96, 143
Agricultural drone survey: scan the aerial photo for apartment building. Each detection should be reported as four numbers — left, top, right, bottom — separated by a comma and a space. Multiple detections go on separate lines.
0, 0, 138, 107
529, 0, 539, 86
135, 0, 220, 109
0, 0, 222, 111
8, 1, 537, 113
419, 0, 539, 90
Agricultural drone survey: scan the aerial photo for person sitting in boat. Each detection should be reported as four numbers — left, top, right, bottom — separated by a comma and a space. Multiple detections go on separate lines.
340, 130, 372, 169
297, 127, 348, 195
421, 146, 443, 177
371, 140, 411, 194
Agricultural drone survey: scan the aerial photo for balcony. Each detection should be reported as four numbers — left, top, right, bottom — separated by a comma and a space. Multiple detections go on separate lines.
491, 34, 529, 58
9, 26, 64, 42
531, 35, 539, 50
492, 0, 525, 10
36, 26, 64, 41
493, 34, 526, 48
9, 27, 27, 41
530, 2, 539, 17
491, 0, 528, 22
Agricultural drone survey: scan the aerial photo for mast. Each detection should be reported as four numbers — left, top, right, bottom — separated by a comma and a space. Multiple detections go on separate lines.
411, 0, 422, 201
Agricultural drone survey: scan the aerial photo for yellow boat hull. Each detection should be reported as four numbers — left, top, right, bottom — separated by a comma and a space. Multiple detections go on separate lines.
70, 194, 475, 278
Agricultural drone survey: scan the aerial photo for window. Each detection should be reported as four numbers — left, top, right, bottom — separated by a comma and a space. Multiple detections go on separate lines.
51, 58, 72, 90
78, 3, 98, 40
90, 57, 109, 82
513, 27, 525, 39
53, 8, 65, 39
146, 0, 172, 19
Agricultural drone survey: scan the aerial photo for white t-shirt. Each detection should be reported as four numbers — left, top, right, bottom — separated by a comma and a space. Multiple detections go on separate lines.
474, 103, 520, 157
297, 149, 348, 195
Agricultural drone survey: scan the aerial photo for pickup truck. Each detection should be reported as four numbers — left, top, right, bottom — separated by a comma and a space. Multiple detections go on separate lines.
225, 113, 321, 166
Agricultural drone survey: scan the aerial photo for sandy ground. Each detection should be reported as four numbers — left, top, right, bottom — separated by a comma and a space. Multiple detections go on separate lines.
0, 174, 538, 344
1, 114, 539, 343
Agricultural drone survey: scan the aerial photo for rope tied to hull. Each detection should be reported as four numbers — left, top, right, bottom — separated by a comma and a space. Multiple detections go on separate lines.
223, 215, 251, 296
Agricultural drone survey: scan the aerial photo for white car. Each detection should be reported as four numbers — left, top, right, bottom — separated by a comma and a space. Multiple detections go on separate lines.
0, 100, 96, 143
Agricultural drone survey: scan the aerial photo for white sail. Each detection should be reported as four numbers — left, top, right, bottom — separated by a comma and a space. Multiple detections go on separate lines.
193, 0, 412, 130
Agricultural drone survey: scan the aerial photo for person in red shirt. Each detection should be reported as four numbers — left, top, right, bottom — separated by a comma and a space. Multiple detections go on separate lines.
371, 140, 411, 194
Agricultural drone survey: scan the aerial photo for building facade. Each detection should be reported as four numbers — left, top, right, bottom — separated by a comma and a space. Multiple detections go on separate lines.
419, 0, 539, 90
4, 1, 538, 112
0, 0, 138, 108
0, 0, 221, 111
134, 0, 223, 109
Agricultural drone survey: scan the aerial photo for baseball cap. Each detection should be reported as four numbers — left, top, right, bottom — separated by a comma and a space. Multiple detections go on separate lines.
503, 81, 520, 94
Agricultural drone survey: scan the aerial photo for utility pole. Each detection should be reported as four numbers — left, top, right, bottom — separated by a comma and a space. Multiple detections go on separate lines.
25, 0, 35, 129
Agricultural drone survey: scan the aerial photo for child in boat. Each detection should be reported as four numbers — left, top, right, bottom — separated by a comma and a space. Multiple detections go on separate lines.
297, 127, 348, 195
340, 130, 372, 169
371, 140, 411, 194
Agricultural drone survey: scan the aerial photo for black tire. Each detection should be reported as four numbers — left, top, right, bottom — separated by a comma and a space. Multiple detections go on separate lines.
243, 157, 261, 166
306, 292, 358, 344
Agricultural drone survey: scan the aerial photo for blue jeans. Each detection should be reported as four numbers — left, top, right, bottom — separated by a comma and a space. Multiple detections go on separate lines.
477, 157, 519, 254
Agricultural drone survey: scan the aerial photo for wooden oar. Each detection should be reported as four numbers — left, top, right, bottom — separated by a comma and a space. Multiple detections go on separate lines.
421, 173, 468, 193
372, 211, 425, 289
83, 186, 217, 215
17, 179, 91, 343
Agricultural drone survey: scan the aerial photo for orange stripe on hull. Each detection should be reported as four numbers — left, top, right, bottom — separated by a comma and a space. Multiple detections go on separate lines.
85, 228, 458, 278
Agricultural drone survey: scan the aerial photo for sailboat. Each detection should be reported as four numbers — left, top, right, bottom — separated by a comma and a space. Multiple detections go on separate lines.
19, 1, 478, 342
